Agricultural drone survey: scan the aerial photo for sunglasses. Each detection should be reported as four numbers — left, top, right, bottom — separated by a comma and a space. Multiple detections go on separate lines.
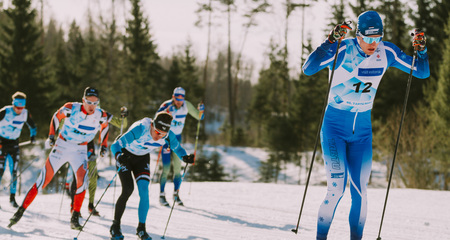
153, 128, 167, 137
14, 106, 25, 110
83, 97, 99, 106
358, 32, 383, 44
174, 97, 185, 102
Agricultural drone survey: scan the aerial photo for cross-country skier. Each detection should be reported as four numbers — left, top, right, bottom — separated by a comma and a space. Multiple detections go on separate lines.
109, 112, 195, 240
66, 106, 128, 216
9, 87, 112, 230
0, 92, 37, 208
157, 87, 204, 206
302, 11, 429, 240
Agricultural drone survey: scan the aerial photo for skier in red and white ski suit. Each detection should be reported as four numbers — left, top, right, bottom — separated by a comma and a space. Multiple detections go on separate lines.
9, 87, 111, 230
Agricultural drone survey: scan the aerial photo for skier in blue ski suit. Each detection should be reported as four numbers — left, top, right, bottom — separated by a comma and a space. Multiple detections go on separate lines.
0, 92, 36, 208
109, 112, 195, 240
157, 87, 204, 206
302, 11, 429, 240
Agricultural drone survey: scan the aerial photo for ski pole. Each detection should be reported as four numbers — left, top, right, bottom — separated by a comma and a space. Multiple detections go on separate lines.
113, 115, 125, 214
292, 37, 344, 234
189, 115, 202, 195
151, 147, 163, 183
18, 140, 32, 147
376, 50, 417, 240
74, 166, 122, 240
161, 162, 189, 239
58, 163, 70, 219
2, 157, 39, 191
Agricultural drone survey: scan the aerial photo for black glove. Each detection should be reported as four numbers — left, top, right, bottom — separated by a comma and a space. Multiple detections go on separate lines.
48, 135, 56, 147
328, 21, 352, 43
120, 106, 128, 118
100, 146, 108, 157
30, 136, 36, 144
182, 154, 195, 164
411, 29, 426, 51
115, 152, 125, 163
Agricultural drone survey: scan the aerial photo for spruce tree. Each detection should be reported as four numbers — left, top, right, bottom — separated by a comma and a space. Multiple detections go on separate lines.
124, 0, 162, 121
0, 0, 47, 131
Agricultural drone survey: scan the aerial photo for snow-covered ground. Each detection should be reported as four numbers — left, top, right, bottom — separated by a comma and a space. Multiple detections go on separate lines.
0, 143, 449, 239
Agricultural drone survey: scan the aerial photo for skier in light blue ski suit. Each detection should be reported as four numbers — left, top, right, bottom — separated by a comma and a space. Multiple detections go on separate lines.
302, 11, 429, 240
0, 92, 36, 208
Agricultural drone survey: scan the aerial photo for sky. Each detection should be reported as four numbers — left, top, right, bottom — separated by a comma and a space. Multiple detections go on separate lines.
0, 143, 449, 239
3, 0, 335, 82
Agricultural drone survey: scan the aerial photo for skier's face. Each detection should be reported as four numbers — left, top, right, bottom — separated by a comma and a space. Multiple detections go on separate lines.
357, 34, 382, 55
172, 95, 185, 109
82, 96, 99, 115
13, 106, 24, 115
151, 124, 168, 140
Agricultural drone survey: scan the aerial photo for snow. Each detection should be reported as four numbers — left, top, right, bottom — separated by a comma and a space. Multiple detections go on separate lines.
0, 144, 449, 240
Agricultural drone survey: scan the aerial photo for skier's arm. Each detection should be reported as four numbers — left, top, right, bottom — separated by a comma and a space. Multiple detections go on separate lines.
25, 111, 37, 138
186, 100, 202, 120
49, 103, 71, 137
302, 40, 341, 76
110, 123, 143, 158
110, 116, 127, 129
385, 42, 430, 79
165, 131, 187, 159
0, 108, 5, 121
98, 111, 110, 148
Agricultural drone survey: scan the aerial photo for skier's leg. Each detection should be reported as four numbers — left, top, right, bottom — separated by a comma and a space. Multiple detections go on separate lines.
316, 107, 350, 240
347, 112, 373, 240
88, 161, 98, 205
172, 151, 182, 191
134, 153, 151, 223
159, 143, 171, 194
114, 159, 134, 222
71, 160, 88, 213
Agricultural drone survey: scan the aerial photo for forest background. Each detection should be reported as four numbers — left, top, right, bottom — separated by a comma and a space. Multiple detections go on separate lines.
0, 0, 448, 190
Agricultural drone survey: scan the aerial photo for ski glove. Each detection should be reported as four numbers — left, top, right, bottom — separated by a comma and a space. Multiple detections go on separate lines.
30, 136, 36, 144
328, 21, 352, 43
182, 154, 195, 164
48, 135, 56, 147
115, 152, 127, 164
411, 29, 426, 51
100, 146, 108, 157
120, 106, 128, 118
198, 102, 205, 120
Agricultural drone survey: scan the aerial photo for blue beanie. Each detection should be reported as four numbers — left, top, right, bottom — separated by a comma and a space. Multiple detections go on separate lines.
357, 11, 383, 36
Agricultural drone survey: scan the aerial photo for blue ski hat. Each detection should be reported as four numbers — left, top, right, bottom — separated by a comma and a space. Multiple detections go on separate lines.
357, 11, 383, 36
173, 87, 185, 98
12, 91, 26, 107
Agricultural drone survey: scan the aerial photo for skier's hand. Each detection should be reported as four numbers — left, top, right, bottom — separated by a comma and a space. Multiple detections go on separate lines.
30, 136, 36, 144
120, 106, 128, 118
182, 154, 195, 164
198, 102, 205, 120
48, 135, 56, 147
115, 152, 126, 163
100, 146, 108, 157
328, 21, 352, 43
411, 29, 426, 51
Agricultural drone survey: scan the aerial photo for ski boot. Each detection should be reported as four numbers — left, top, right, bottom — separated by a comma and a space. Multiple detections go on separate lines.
174, 192, 184, 206
136, 222, 152, 240
70, 211, 83, 230
10, 194, 19, 208
110, 220, 124, 240
159, 192, 170, 207
88, 203, 100, 216
8, 206, 25, 228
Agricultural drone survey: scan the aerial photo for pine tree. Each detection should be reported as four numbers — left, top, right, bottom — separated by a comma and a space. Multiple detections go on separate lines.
0, 0, 47, 130
124, 0, 162, 121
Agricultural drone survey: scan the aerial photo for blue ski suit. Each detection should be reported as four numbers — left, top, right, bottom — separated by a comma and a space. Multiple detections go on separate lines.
302, 38, 429, 240
110, 117, 188, 224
